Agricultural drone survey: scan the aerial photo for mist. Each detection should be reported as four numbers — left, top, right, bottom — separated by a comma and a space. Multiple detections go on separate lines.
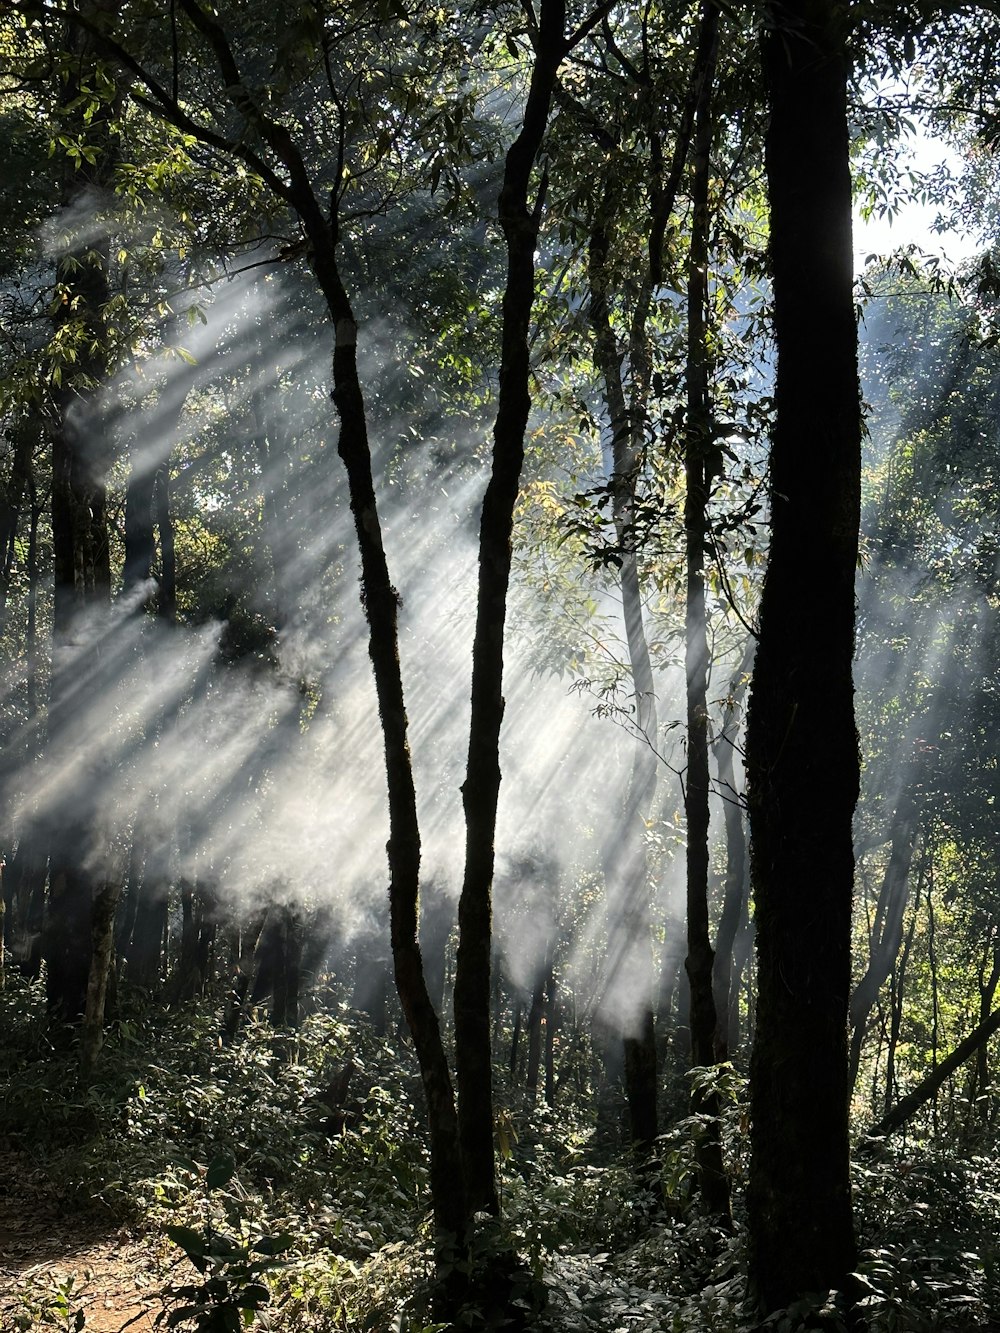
4, 255, 707, 1033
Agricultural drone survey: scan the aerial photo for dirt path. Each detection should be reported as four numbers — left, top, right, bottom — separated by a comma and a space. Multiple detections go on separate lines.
0, 1151, 168, 1333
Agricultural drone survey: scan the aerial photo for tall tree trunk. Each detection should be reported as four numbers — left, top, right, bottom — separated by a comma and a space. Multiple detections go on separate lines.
588, 201, 659, 1152
745, 0, 860, 1312
167, 0, 472, 1238
682, 0, 730, 1225
454, 0, 568, 1214
44, 3, 121, 1022
582, 0, 724, 1153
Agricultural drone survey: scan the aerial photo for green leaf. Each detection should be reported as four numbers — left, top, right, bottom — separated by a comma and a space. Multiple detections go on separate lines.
206, 1154, 236, 1190
166, 1225, 210, 1268
251, 1233, 295, 1256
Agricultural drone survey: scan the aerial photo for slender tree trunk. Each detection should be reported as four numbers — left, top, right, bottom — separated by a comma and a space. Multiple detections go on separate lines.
883, 905, 917, 1118
544, 956, 557, 1105
745, 0, 860, 1311
682, 0, 730, 1224
221, 909, 267, 1044
970, 938, 1000, 1121
926, 842, 940, 1136
588, 200, 659, 1150
525, 974, 545, 1098
510, 998, 524, 1081
849, 787, 919, 1088
0, 423, 37, 639
711, 641, 754, 1060
869, 1003, 1000, 1141
271, 904, 302, 1029
583, 0, 724, 1153
454, 0, 568, 1213
154, 462, 177, 622
25, 486, 41, 724
81, 876, 121, 1076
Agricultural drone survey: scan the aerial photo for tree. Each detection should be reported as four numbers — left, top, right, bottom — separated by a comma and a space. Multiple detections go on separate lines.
44, 1, 121, 1026
454, 0, 574, 1216
744, 0, 861, 1312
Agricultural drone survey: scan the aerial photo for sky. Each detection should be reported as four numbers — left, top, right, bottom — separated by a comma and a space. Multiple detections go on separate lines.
854, 122, 979, 272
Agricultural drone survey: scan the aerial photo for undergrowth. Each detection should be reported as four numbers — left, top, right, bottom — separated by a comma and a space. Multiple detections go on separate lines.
1, 972, 999, 1331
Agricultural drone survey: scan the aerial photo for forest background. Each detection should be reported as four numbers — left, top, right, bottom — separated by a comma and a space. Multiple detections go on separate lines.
2, 1, 1000, 1330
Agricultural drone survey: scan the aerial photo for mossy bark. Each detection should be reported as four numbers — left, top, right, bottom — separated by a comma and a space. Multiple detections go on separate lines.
745, 0, 860, 1312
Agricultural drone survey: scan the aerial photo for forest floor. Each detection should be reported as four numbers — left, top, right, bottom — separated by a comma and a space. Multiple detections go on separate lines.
0, 1150, 167, 1333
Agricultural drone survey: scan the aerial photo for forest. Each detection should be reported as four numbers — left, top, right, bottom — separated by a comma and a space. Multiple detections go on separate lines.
1, 0, 999, 1329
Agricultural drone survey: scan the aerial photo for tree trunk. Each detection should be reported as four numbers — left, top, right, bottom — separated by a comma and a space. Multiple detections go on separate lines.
849, 786, 919, 1089
271, 904, 302, 1029
544, 956, 557, 1105
454, 0, 568, 1214
221, 909, 267, 1044
154, 462, 177, 622
883, 904, 917, 1119
314, 190, 467, 1257
0, 422, 37, 640
682, 0, 730, 1225
44, 3, 120, 1022
525, 974, 545, 1098
81, 875, 121, 1076
25, 486, 41, 723
745, 0, 860, 1312
869, 1004, 1000, 1141
125, 867, 169, 991
588, 201, 659, 1151
711, 640, 754, 1060
970, 939, 1000, 1121
419, 879, 452, 1017
6, 827, 48, 979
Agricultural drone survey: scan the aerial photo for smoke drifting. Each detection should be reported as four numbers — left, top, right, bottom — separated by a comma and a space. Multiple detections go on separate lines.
5, 257, 710, 1027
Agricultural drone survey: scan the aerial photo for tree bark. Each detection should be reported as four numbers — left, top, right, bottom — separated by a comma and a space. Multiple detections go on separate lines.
682, 0, 730, 1225
745, 0, 860, 1312
454, 0, 568, 1214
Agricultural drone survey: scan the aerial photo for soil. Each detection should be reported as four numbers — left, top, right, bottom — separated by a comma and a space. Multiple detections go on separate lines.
0, 1151, 170, 1333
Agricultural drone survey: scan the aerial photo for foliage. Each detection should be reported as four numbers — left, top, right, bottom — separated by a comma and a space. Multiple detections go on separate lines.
158, 1157, 294, 1332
